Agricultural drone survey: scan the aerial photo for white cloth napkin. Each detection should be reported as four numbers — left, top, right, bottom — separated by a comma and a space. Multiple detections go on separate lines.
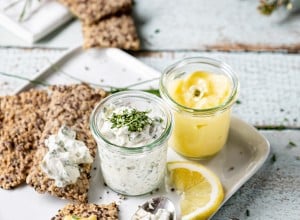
0, 0, 72, 43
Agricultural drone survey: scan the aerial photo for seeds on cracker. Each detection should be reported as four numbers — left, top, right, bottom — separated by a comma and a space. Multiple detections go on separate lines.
0, 90, 49, 190
26, 84, 106, 202
59, 0, 132, 24
52, 203, 118, 220
82, 14, 140, 50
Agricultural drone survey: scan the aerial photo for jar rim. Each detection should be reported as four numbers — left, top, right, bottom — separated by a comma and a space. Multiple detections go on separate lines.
159, 57, 239, 115
90, 91, 173, 153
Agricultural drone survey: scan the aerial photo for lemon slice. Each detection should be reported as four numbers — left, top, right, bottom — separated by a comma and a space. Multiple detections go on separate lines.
167, 161, 224, 220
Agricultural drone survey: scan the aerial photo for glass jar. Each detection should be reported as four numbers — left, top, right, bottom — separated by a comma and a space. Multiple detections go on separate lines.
160, 57, 239, 159
90, 91, 172, 196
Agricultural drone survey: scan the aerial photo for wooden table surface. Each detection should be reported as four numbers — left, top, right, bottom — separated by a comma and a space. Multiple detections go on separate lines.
0, 0, 299, 219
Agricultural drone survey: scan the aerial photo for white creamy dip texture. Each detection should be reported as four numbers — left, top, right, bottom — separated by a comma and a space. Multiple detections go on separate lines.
98, 105, 167, 195
41, 126, 93, 187
132, 208, 171, 220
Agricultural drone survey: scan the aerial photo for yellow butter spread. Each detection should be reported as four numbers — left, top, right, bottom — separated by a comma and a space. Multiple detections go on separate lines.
169, 71, 232, 158
171, 71, 231, 109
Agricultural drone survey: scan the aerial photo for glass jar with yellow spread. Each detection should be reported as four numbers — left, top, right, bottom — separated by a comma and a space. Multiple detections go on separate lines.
160, 57, 239, 159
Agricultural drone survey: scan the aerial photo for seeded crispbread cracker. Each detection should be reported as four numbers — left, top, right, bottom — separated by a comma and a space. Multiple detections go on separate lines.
82, 14, 140, 50
52, 203, 119, 220
58, 0, 132, 24
0, 90, 49, 189
26, 84, 106, 202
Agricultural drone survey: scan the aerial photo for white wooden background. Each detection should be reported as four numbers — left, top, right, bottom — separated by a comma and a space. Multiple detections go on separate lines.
0, 0, 300, 51
0, 0, 300, 219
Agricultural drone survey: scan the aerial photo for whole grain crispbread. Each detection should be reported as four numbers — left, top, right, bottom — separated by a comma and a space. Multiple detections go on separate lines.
52, 203, 118, 220
26, 84, 106, 202
58, 0, 132, 24
82, 14, 140, 50
0, 90, 49, 189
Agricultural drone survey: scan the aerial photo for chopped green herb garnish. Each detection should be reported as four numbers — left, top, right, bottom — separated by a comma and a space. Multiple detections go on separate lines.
236, 100, 242, 104
72, 215, 80, 220
271, 154, 277, 163
155, 117, 163, 123
289, 141, 296, 146
246, 209, 250, 216
257, 125, 286, 130
287, 141, 297, 148
228, 166, 235, 171
109, 109, 156, 132
155, 29, 160, 34
193, 89, 201, 97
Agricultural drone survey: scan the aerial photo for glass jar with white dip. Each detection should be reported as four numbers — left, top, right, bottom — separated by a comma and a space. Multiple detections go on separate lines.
90, 91, 172, 196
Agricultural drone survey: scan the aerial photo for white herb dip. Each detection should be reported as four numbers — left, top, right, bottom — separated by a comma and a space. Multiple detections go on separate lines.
41, 126, 93, 187
99, 142, 167, 195
100, 106, 164, 147
97, 105, 168, 195
91, 92, 172, 196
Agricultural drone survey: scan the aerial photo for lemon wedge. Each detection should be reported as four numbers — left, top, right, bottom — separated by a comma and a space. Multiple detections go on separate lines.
167, 161, 224, 220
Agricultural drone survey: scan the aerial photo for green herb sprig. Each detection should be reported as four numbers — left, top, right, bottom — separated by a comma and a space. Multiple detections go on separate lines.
109, 109, 153, 132
48, 63, 161, 97
0, 71, 160, 97
0, 71, 49, 86
3, 0, 41, 21
258, 0, 293, 15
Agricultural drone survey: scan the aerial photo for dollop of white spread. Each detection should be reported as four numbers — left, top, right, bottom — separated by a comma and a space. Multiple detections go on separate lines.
41, 126, 93, 187
132, 208, 171, 220
100, 106, 164, 147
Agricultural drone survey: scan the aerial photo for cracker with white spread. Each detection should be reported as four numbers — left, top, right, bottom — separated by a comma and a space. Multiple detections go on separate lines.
0, 90, 49, 189
26, 84, 106, 202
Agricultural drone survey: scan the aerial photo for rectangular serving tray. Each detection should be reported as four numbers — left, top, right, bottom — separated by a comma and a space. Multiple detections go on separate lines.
0, 46, 270, 219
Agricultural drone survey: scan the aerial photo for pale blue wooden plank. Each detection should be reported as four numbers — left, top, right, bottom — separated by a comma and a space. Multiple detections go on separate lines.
0, 0, 299, 50
213, 130, 300, 220
136, 51, 300, 128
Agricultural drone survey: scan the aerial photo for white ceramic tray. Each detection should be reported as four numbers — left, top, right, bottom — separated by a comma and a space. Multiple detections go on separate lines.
0, 47, 270, 220
0, 0, 72, 43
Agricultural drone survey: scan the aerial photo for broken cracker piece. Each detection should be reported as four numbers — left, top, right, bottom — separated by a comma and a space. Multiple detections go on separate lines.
0, 89, 49, 189
59, 0, 132, 24
52, 203, 118, 220
26, 84, 106, 202
82, 14, 140, 50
